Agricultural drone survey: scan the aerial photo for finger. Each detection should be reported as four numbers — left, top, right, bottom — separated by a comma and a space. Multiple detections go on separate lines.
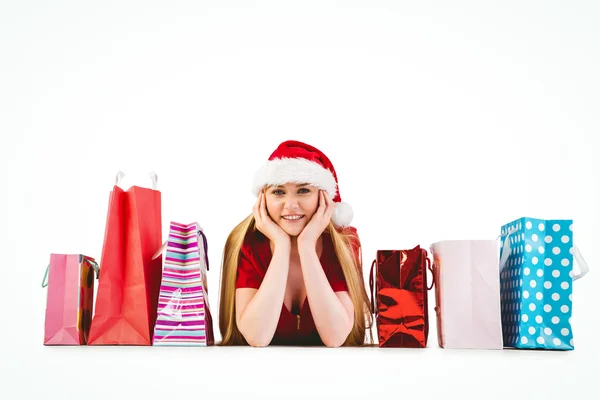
260, 190, 269, 221
253, 193, 262, 222
323, 191, 333, 214
258, 192, 265, 217
253, 190, 262, 211
322, 190, 330, 207
319, 191, 326, 215
325, 199, 335, 221
323, 191, 329, 215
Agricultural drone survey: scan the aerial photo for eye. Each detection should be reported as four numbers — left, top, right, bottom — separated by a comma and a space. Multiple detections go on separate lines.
298, 188, 311, 194
271, 189, 285, 195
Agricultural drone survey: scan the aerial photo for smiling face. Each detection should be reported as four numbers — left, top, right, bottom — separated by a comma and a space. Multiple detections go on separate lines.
264, 183, 320, 237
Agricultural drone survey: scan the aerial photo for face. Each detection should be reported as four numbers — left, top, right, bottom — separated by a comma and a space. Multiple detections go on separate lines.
265, 183, 320, 237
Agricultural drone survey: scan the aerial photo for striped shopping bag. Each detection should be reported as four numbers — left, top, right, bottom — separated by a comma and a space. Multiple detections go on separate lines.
152, 222, 214, 346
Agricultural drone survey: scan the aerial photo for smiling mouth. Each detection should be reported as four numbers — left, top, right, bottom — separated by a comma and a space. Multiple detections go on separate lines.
281, 215, 305, 221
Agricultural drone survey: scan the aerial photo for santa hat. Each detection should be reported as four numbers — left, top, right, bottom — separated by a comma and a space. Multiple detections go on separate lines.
251, 140, 354, 228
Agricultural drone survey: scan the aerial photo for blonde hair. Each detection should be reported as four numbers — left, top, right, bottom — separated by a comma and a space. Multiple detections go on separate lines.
218, 214, 373, 346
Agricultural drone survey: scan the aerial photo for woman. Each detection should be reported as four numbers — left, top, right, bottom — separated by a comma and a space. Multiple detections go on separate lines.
218, 140, 372, 347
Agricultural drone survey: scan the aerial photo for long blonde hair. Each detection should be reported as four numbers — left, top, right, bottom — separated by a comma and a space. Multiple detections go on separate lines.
218, 214, 373, 346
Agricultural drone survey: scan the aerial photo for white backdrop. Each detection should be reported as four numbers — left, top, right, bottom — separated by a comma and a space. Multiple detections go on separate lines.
1, 1, 598, 399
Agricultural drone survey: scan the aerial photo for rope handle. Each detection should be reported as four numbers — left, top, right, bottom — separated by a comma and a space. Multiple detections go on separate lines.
41, 257, 99, 288
425, 252, 434, 290
114, 171, 158, 190
197, 228, 210, 271
41, 264, 50, 288
369, 259, 376, 315
85, 258, 100, 279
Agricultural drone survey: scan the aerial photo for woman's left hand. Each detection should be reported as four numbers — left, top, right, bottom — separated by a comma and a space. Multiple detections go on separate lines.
298, 190, 334, 246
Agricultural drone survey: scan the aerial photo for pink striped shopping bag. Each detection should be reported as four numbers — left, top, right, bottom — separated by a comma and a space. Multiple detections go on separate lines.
152, 222, 214, 346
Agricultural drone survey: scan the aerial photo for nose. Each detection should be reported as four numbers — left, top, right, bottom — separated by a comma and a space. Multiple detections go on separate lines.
283, 195, 300, 211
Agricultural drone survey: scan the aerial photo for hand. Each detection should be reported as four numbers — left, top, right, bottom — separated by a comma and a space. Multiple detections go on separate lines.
253, 190, 290, 247
298, 190, 334, 247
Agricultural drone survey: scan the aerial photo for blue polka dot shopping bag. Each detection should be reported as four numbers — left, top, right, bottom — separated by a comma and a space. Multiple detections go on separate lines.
499, 217, 589, 350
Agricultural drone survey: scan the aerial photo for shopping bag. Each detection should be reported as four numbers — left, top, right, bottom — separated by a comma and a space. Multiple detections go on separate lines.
429, 240, 503, 349
42, 254, 99, 345
369, 246, 432, 348
499, 217, 590, 350
152, 222, 214, 346
88, 171, 163, 345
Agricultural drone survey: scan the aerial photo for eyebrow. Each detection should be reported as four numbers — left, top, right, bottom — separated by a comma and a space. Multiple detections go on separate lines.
274, 183, 310, 188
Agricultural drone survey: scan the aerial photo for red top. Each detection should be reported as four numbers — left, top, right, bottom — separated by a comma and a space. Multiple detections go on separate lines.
236, 229, 357, 345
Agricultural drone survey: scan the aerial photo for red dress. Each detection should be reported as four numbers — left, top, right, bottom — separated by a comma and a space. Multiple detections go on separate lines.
235, 229, 355, 345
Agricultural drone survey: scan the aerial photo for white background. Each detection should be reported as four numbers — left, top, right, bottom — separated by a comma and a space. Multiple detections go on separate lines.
1, 1, 598, 399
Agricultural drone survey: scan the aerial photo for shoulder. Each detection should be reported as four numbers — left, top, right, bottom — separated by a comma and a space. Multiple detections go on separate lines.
326, 225, 360, 246
335, 226, 360, 248
323, 226, 360, 258
336, 225, 358, 238
240, 228, 269, 259
332, 226, 361, 263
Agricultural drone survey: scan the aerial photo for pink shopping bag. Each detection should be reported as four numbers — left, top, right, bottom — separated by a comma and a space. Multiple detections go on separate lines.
42, 254, 99, 345
429, 240, 503, 349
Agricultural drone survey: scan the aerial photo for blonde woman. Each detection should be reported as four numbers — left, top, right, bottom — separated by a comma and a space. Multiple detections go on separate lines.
218, 140, 372, 347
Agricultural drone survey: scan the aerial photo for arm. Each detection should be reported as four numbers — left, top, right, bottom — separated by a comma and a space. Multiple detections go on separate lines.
235, 242, 291, 347
235, 190, 291, 347
298, 242, 354, 347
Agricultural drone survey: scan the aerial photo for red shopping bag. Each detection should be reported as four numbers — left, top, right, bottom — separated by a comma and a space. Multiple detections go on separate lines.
369, 246, 433, 348
88, 172, 163, 345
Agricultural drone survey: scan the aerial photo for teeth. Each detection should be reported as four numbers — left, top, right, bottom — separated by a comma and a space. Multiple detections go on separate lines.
282, 215, 303, 220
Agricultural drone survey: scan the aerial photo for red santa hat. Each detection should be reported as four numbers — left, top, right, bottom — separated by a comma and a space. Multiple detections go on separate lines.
251, 140, 354, 228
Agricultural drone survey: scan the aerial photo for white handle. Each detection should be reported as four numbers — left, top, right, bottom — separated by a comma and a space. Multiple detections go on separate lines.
115, 171, 125, 186
152, 240, 168, 260
114, 171, 158, 190
499, 227, 517, 272
499, 224, 589, 281
149, 171, 158, 190
572, 245, 590, 281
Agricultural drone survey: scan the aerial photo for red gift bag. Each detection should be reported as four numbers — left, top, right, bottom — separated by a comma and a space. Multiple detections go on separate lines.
88, 172, 162, 345
369, 246, 433, 348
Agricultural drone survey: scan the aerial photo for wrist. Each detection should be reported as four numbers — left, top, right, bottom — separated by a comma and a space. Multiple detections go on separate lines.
297, 238, 317, 253
274, 237, 291, 251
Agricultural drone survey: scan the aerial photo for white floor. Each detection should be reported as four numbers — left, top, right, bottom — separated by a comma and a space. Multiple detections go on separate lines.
3, 334, 597, 400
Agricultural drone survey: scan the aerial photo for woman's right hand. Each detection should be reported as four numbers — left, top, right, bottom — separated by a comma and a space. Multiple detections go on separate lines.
253, 191, 290, 247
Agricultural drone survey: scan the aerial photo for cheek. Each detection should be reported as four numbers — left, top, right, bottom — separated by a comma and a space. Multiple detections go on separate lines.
266, 197, 283, 216
303, 194, 320, 213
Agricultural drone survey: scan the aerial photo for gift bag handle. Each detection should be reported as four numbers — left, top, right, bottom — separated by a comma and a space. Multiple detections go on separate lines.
152, 241, 168, 260
572, 246, 590, 281
499, 227, 589, 281
85, 258, 101, 279
152, 226, 210, 272
499, 227, 518, 273
41, 264, 50, 288
197, 228, 210, 272
115, 170, 158, 190
41, 258, 99, 288
369, 251, 434, 314
369, 259, 376, 315
425, 253, 434, 290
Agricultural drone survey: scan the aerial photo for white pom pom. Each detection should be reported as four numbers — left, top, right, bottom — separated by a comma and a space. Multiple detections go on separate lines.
332, 202, 353, 228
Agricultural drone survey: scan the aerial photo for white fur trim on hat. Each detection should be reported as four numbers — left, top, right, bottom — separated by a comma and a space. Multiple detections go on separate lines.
251, 157, 338, 199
